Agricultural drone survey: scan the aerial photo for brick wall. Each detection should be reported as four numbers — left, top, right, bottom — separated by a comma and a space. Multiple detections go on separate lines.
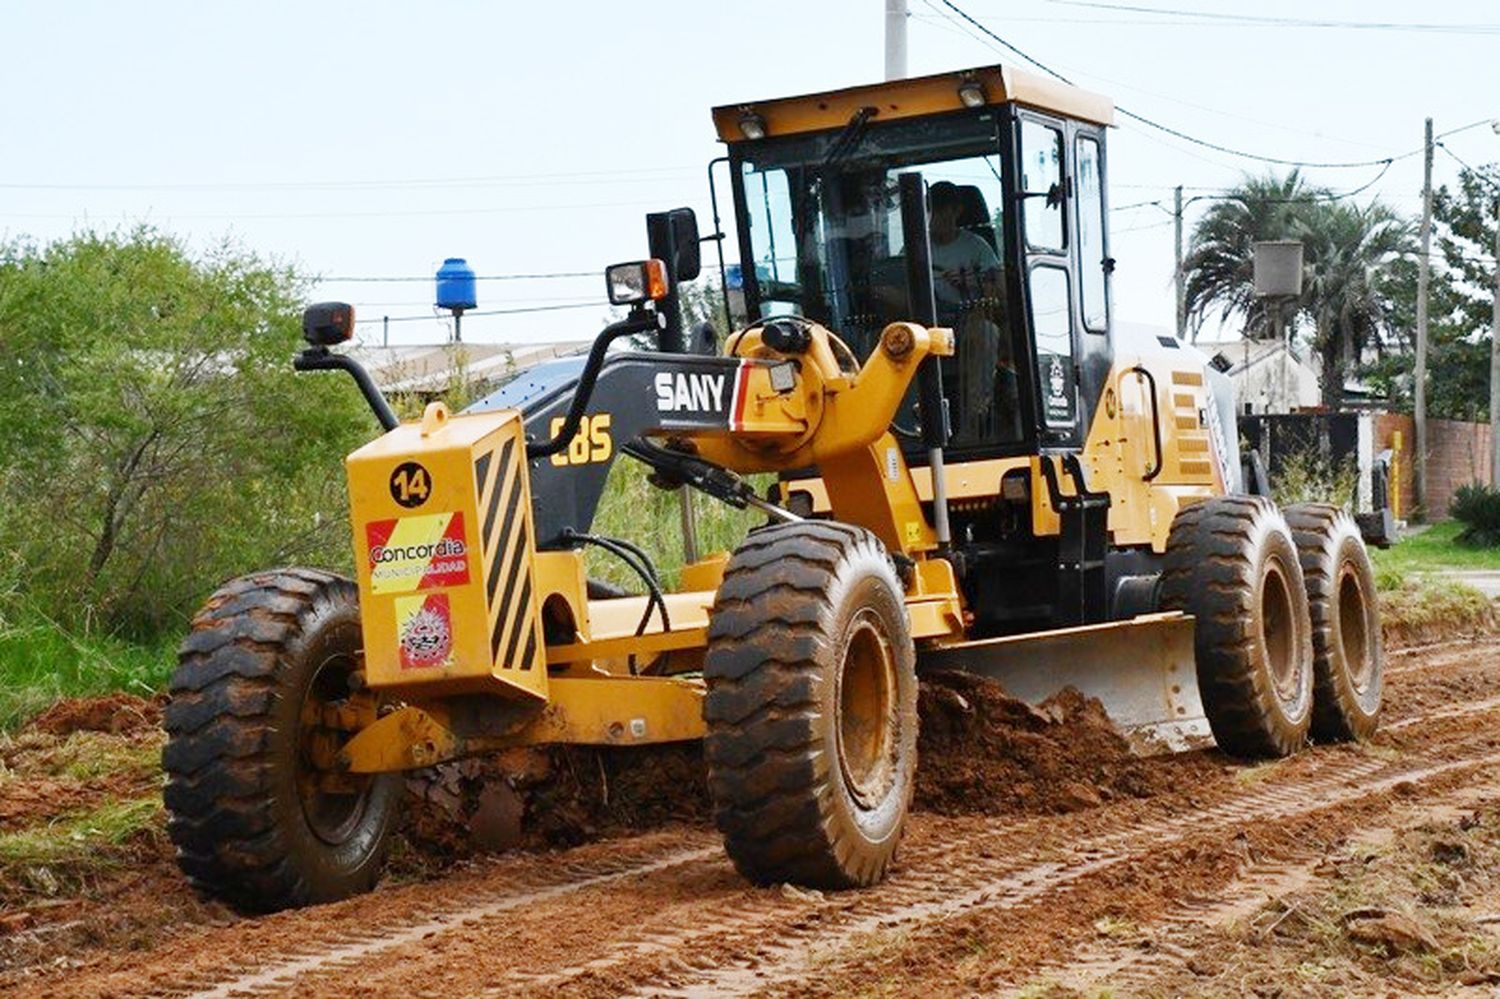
1373, 413, 1491, 520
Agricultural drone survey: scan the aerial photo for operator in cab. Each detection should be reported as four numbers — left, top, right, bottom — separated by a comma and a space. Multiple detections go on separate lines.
925, 181, 1017, 445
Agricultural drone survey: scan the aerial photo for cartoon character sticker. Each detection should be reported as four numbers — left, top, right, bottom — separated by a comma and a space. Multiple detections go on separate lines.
396, 592, 453, 670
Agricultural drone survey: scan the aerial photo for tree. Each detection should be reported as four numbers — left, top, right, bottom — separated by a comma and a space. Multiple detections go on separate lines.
0, 228, 374, 636
1183, 171, 1324, 340
1299, 199, 1412, 408
1182, 171, 1412, 407
1362, 162, 1498, 420
1434, 163, 1500, 336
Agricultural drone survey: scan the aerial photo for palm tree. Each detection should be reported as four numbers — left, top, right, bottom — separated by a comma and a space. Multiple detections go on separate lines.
1298, 200, 1413, 408
1182, 171, 1323, 341
1181, 172, 1413, 408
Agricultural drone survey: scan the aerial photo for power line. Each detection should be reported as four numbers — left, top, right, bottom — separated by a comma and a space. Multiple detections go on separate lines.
1042, 1, 1500, 34
933, 1, 1492, 170
0, 165, 699, 193
1117, 107, 1401, 169
351, 300, 608, 325
1437, 143, 1500, 196
915, 5, 1428, 157
1109, 163, 1394, 222
340, 295, 602, 308
913, 9, 1500, 34
0, 198, 672, 222
320, 271, 597, 283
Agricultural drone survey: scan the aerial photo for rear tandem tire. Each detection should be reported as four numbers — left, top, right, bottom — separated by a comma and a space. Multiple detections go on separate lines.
1161, 496, 1314, 758
162, 568, 400, 913
703, 522, 917, 889
1283, 503, 1384, 741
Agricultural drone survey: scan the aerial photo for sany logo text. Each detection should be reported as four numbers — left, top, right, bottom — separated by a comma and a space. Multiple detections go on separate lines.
654, 372, 726, 413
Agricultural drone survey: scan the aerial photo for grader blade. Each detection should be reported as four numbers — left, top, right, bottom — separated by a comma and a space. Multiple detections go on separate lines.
919, 613, 1212, 755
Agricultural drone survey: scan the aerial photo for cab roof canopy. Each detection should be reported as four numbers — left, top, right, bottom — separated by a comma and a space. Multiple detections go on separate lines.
712, 64, 1114, 143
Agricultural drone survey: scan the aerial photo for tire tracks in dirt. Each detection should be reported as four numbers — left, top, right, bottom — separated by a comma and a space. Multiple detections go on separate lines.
27, 833, 720, 999
186, 846, 722, 999
20, 638, 1500, 999
1023, 780, 1500, 996
263, 695, 1500, 998
608, 746, 1500, 997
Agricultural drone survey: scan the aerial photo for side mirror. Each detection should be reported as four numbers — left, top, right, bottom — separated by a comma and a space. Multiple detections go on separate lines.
605, 259, 669, 306
646, 207, 701, 282
303, 302, 355, 346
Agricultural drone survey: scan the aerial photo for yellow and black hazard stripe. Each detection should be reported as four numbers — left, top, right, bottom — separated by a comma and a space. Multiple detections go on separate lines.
474, 437, 541, 672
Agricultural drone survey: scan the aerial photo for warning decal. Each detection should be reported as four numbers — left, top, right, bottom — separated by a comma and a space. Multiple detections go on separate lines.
365, 511, 471, 595
396, 592, 453, 669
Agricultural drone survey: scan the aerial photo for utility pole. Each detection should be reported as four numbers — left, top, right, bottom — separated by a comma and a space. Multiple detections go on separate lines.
885, 0, 908, 81
1174, 185, 1186, 340
1491, 196, 1500, 487
1414, 117, 1434, 521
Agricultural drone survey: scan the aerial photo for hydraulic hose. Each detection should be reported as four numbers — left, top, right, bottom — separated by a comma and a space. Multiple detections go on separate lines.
526, 309, 661, 460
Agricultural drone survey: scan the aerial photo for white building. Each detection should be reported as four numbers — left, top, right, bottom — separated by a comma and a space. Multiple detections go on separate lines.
1198, 338, 1321, 415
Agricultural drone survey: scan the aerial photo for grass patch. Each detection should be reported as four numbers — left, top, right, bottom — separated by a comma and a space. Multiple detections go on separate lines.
0, 796, 160, 869
587, 458, 767, 591
0, 607, 176, 731
1376, 567, 1498, 647
0, 729, 163, 785
1371, 521, 1500, 574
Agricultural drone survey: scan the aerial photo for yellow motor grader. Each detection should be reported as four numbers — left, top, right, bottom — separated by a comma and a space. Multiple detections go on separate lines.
163, 64, 1382, 911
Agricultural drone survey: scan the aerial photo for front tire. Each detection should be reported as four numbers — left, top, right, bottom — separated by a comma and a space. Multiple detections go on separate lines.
1284, 503, 1383, 741
703, 522, 917, 888
163, 569, 400, 912
1161, 496, 1314, 758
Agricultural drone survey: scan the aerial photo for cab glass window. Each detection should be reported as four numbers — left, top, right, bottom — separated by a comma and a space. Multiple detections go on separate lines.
1076, 135, 1107, 331
1020, 120, 1065, 252
736, 113, 1023, 451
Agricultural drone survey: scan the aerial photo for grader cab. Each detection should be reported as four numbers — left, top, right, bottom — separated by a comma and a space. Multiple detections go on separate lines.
162, 65, 1383, 912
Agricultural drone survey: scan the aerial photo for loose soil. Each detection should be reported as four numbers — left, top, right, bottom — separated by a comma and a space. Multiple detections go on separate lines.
916, 671, 1226, 816
23, 693, 161, 737
1, 632, 1499, 996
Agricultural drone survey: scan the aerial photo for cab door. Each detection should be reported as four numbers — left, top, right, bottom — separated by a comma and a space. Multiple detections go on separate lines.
1016, 114, 1080, 447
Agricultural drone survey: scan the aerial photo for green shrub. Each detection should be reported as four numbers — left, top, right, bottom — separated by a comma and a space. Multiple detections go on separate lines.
1270, 447, 1358, 510
0, 602, 175, 730
1450, 482, 1500, 547
0, 229, 372, 638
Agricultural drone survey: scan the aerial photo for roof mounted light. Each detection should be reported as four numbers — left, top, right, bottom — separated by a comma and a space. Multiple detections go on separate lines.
957, 76, 986, 109
738, 107, 767, 140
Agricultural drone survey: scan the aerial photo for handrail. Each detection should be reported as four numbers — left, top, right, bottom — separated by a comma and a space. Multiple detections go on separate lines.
1130, 365, 1164, 482
294, 347, 400, 432
525, 309, 661, 459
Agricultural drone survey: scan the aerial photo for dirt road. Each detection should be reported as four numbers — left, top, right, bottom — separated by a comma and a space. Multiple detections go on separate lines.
6, 637, 1500, 997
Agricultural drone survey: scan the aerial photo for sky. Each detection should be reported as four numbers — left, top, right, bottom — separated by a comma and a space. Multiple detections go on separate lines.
1, 1, 1497, 348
